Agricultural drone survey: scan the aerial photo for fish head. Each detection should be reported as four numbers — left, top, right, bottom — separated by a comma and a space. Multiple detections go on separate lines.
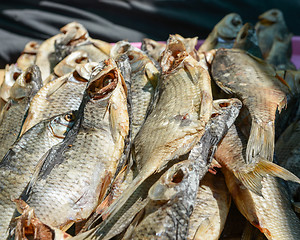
160, 35, 189, 73
0, 64, 22, 101
55, 22, 89, 61
209, 98, 242, 140
86, 59, 121, 101
148, 161, 190, 202
48, 110, 78, 139
59, 22, 89, 46
22, 41, 40, 54
72, 62, 99, 83
110, 40, 132, 59
54, 50, 90, 77
217, 13, 243, 40
141, 38, 166, 61
258, 9, 284, 24
234, 23, 257, 47
9, 65, 42, 100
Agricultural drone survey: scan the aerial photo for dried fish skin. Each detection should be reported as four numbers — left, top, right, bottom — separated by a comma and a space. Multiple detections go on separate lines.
26, 59, 129, 229
211, 48, 287, 163
223, 170, 300, 240
0, 65, 42, 161
123, 98, 241, 240
276, 120, 300, 201
20, 62, 97, 135
0, 111, 78, 239
187, 172, 231, 240
112, 40, 159, 138
53, 50, 91, 78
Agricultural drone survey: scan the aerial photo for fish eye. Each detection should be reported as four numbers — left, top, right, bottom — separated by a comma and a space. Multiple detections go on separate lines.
24, 72, 32, 83
13, 72, 21, 80
171, 169, 184, 183
75, 56, 88, 64
128, 55, 134, 61
219, 102, 230, 108
231, 18, 241, 27
211, 113, 220, 118
64, 113, 75, 122
271, 11, 278, 16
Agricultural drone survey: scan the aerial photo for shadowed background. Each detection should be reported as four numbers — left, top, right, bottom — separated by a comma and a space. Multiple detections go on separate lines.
0, 0, 299, 67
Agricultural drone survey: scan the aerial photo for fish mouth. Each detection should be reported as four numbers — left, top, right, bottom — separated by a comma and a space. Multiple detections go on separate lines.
87, 69, 118, 100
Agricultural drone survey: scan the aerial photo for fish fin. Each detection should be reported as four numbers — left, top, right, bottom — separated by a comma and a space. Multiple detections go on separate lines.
193, 215, 218, 239
122, 208, 145, 240
24, 149, 52, 196
246, 120, 274, 164
45, 75, 68, 98
234, 159, 300, 196
14, 200, 72, 240
275, 74, 292, 93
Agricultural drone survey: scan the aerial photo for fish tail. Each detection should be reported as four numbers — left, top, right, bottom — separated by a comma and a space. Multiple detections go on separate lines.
234, 159, 300, 196
246, 120, 274, 164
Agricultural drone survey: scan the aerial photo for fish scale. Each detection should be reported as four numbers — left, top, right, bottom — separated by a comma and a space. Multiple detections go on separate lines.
0, 65, 42, 160
0, 111, 76, 239
134, 63, 204, 172
20, 70, 88, 135
224, 171, 300, 240
211, 48, 287, 163
25, 60, 129, 229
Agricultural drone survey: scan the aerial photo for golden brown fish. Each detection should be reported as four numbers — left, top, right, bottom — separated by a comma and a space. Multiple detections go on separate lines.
187, 171, 231, 240
223, 170, 300, 240
73, 35, 213, 239
198, 13, 243, 52
211, 48, 287, 163
214, 123, 300, 239
214, 124, 300, 195
111, 41, 159, 138
71, 98, 241, 240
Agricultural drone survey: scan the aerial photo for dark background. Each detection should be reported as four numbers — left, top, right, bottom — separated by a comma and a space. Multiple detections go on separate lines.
0, 0, 299, 67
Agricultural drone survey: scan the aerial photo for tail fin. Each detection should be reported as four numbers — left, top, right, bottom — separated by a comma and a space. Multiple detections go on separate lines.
246, 120, 274, 164
234, 158, 300, 196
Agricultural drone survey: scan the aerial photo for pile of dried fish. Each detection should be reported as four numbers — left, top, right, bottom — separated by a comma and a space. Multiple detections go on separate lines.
0, 8, 300, 240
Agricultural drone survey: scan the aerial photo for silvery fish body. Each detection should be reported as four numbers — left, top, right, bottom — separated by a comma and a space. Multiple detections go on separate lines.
0, 65, 42, 160
20, 62, 97, 135
0, 111, 77, 239
25, 59, 129, 229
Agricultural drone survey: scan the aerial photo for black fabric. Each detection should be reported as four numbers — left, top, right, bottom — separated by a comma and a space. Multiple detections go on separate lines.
0, 0, 299, 68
